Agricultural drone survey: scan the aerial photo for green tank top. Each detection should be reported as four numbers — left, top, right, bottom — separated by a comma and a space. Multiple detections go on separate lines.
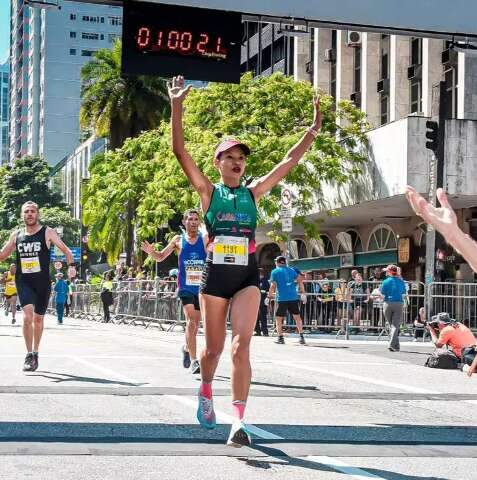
205, 184, 257, 249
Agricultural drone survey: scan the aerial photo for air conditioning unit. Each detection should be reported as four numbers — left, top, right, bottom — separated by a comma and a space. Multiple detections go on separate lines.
407, 64, 422, 80
442, 48, 458, 66
324, 48, 336, 62
346, 31, 362, 46
377, 78, 390, 94
350, 91, 361, 105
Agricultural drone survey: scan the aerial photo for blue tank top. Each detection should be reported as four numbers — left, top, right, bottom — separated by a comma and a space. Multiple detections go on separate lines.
178, 233, 207, 296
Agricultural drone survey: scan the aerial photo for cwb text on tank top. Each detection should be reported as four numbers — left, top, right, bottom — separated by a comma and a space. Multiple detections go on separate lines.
17, 242, 42, 256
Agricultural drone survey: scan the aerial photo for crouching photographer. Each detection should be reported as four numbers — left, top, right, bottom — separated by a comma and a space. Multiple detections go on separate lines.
424, 313, 476, 369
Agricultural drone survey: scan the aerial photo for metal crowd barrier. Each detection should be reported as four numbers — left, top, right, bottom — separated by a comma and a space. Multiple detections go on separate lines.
68, 279, 185, 331
60, 278, 477, 337
272, 280, 425, 339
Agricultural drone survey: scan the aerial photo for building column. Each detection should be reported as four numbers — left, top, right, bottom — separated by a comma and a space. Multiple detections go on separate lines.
336, 30, 353, 105
294, 32, 310, 82
313, 28, 332, 93
422, 39, 442, 117
362, 32, 380, 127
462, 54, 477, 120
390, 35, 410, 121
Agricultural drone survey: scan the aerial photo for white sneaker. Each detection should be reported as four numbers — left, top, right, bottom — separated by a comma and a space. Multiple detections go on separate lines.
227, 421, 251, 448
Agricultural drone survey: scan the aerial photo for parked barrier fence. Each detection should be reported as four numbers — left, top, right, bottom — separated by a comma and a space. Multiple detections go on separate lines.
48, 279, 477, 337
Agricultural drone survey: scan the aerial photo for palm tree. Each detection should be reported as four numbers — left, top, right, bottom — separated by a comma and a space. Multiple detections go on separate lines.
80, 39, 169, 265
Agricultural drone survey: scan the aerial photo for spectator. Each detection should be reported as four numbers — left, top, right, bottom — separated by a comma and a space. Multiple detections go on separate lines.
100, 271, 114, 323
54, 273, 68, 325
369, 284, 384, 329
301, 272, 318, 327
426, 312, 476, 361
318, 282, 335, 327
64, 280, 73, 317
334, 279, 349, 328
380, 265, 407, 352
348, 273, 369, 329
255, 269, 270, 336
414, 307, 426, 340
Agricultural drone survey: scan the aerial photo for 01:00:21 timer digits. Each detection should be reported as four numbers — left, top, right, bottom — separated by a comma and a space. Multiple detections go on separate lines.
135, 27, 229, 59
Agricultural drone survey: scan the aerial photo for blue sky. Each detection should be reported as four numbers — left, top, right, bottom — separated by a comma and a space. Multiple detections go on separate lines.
0, 0, 10, 64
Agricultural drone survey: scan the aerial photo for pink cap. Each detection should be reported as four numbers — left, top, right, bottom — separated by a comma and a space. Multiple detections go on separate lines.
214, 138, 250, 159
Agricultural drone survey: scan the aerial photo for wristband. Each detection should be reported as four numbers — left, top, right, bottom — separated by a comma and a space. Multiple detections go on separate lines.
307, 127, 319, 138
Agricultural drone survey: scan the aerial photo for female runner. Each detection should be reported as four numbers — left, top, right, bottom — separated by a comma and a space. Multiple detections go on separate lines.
169, 75, 321, 446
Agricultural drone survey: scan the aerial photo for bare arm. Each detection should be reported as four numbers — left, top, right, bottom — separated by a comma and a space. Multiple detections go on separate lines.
0, 231, 17, 262
169, 76, 213, 208
296, 276, 306, 295
46, 228, 74, 265
250, 96, 322, 201
406, 186, 477, 273
268, 281, 276, 298
141, 236, 179, 263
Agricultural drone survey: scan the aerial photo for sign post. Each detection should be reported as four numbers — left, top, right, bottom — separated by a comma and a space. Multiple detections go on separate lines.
281, 188, 293, 259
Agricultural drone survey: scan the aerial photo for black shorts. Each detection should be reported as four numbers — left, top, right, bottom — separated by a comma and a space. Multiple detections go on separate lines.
200, 253, 259, 300
276, 300, 300, 317
16, 279, 51, 315
179, 292, 200, 311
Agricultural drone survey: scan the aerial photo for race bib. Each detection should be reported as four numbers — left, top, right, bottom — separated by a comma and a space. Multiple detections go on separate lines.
185, 264, 204, 286
213, 236, 248, 266
21, 256, 41, 274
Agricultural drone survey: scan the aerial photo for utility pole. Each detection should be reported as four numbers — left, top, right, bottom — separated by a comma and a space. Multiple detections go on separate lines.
424, 81, 447, 316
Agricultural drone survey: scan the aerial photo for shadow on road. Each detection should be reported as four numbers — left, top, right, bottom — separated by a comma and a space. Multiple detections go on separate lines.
26, 371, 146, 387
214, 375, 319, 391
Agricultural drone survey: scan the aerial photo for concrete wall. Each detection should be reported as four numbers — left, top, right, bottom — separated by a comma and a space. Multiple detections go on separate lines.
445, 120, 477, 195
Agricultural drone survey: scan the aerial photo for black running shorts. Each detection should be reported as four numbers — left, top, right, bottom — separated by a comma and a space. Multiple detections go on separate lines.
200, 253, 259, 300
276, 300, 300, 317
16, 279, 51, 315
179, 292, 200, 311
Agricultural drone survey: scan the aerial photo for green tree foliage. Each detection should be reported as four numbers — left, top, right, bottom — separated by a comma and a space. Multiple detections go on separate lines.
80, 39, 170, 149
0, 156, 66, 230
83, 73, 369, 264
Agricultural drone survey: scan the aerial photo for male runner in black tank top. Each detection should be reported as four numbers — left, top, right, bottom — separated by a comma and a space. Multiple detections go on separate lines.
0, 201, 74, 372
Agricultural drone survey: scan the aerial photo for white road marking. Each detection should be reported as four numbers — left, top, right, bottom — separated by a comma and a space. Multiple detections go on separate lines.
271, 360, 438, 394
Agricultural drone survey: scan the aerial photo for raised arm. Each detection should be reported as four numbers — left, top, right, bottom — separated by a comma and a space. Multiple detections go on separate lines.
46, 228, 74, 265
0, 231, 17, 262
250, 96, 322, 201
141, 236, 179, 263
169, 76, 213, 208
406, 186, 477, 273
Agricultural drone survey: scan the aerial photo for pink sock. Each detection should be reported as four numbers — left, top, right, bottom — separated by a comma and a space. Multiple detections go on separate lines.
232, 401, 246, 421
199, 382, 212, 399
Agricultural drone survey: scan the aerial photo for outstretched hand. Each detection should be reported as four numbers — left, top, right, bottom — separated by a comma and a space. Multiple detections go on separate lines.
141, 241, 155, 256
312, 95, 322, 130
168, 75, 192, 103
405, 186, 458, 239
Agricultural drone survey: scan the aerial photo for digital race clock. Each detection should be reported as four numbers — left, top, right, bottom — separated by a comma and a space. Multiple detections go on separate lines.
121, 2, 242, 83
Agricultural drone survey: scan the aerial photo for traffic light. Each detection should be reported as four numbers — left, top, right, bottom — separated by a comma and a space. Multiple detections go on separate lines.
425, 120, 439, 152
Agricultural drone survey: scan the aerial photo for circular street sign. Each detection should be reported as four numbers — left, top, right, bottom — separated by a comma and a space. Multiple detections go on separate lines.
54, 261, 63, 271
281, 189, 292, 207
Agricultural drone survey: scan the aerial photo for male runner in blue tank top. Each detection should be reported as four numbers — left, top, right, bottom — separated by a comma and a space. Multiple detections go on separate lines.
0, 201, 74, 372
142, 209, 207, 374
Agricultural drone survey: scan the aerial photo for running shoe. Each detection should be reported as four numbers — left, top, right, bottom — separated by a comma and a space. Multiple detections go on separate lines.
227, 421, 251, 448
23, 353, 34, 372
197, 393, 216, 429
31, 353, 39, 372
11, 318, 16, 325
298, 334, 306, 345
191, 359, 200, 374
275, 336, 285, 345
182, 345, 191, 369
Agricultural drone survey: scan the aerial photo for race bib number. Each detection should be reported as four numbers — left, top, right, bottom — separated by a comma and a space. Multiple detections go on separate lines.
213, 236, 248, 266
20, 257, 41, 274
185, 264, 203, 286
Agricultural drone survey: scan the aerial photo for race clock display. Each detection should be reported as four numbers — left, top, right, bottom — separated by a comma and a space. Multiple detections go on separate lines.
122, 2, 242, 83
